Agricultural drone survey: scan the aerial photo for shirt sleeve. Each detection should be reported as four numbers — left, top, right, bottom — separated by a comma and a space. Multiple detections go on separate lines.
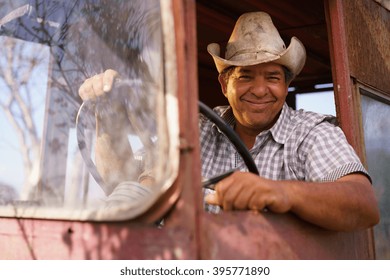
302, 121, 370, 182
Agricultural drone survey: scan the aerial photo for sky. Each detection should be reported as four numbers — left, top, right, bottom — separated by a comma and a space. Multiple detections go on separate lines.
296, 90, 336, 116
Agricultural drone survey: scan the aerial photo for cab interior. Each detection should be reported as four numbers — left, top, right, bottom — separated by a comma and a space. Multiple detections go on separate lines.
196, 0, 333, 109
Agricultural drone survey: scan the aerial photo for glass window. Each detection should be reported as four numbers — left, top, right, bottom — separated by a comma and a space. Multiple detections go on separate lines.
360, 88, 390, 259
296, 89, 336, 116
0, 0, 179, 221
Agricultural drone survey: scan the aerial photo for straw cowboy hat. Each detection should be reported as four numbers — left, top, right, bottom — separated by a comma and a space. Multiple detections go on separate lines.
207, 12, 306, 78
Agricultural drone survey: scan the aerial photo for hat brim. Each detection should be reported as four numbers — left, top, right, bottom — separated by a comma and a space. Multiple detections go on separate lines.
207, 37, 306, 77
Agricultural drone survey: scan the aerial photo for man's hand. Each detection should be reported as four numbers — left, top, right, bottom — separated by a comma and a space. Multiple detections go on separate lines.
78, 69, 119, 101
205, 171, 292, 213
78, 69, 134, 193
205, 171, 379, 231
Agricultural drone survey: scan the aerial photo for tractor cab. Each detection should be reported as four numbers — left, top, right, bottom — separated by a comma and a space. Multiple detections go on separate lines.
0, 0, 389, 259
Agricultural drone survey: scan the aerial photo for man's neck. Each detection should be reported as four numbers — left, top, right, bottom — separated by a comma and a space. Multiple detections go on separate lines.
234, 123, 261, 150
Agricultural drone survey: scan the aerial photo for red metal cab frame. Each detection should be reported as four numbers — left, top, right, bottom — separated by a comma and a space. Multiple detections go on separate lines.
0, 0, 384, 259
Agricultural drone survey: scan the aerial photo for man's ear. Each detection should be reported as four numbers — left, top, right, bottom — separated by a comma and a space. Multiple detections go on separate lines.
218, 74, 228, 97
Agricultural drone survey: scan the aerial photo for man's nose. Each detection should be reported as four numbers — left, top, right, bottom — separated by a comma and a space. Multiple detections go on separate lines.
249, 77, 268, 96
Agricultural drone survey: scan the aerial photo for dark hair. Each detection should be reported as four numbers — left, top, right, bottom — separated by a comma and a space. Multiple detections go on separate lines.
219, 65, 294, 84
219, 66, 236, 84
282, 66, 294, 84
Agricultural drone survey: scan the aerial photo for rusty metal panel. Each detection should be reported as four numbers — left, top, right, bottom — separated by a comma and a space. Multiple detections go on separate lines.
344, 0, 390, 96
200, 212, 373, 260
0, 217, 198, 259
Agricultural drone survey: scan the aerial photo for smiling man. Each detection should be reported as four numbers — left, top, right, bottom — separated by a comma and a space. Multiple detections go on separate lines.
201, 12, 379, 231
219, 63, 289, 148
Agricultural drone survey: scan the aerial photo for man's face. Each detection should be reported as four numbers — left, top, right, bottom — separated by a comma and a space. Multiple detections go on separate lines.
219, 62, 290, 134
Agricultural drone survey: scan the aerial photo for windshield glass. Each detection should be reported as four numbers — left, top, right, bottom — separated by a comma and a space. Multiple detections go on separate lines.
0, 0, 178, 221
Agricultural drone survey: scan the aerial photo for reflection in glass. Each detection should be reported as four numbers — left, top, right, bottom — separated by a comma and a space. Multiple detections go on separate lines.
0, 0, 172, 221
361, 91, 390, 259
0, 36, 49, 202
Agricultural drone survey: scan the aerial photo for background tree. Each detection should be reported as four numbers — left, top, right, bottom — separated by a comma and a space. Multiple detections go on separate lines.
0, 35, 48, 199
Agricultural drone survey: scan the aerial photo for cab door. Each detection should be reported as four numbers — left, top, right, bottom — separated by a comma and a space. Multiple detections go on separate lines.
326, 0, 390, 259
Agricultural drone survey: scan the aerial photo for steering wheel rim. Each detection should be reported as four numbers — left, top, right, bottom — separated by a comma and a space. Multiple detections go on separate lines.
198, 101, 259, 175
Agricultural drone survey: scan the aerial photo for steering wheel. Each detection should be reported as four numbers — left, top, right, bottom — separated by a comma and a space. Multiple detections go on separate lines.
76, 80, 155, 196
198, 101, 259, 185
77, 95, 259, 188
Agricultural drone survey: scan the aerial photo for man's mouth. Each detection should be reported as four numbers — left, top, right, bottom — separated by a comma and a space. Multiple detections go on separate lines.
242, 99, 275, 110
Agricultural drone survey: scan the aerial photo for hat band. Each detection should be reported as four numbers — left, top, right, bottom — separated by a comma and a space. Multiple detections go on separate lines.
227, 49, 281, 62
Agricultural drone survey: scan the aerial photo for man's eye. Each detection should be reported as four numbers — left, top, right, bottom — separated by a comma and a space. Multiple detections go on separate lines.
238, 75, 251, 80
268, 76, 280, 81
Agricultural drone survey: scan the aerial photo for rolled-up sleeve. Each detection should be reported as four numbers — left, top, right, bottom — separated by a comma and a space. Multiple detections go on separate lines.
303, 122, 370, 182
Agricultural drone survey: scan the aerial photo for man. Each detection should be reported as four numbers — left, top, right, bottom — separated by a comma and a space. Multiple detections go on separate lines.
201, 12, 379, 231
79, 12, 379, 231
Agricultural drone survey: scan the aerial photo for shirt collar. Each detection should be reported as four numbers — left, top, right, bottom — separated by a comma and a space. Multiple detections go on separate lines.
220, 106, 236, 126
212, 106, 236, 132
212, 104, 291, 144
269, 103, 291, 144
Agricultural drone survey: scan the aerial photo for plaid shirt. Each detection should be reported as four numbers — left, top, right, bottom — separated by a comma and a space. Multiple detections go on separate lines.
200, 103, 369, 213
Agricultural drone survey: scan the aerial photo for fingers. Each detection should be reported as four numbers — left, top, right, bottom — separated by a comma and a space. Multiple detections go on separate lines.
204, 172, 283, 212
205, 181, 254, 211
205, 172, 247, 210
218, 180, 245, 210
78, 77, 94, 101
233, 187, 257, 210
103, 69, 119, 93
78, 69, 119, 101
205, 192, 220, 205
91, 74, 104, 97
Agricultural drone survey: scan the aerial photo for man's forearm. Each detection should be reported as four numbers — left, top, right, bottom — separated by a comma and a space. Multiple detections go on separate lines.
206, 171, 379, 231
288, 174, 379, 231
94, 106, 135, 194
